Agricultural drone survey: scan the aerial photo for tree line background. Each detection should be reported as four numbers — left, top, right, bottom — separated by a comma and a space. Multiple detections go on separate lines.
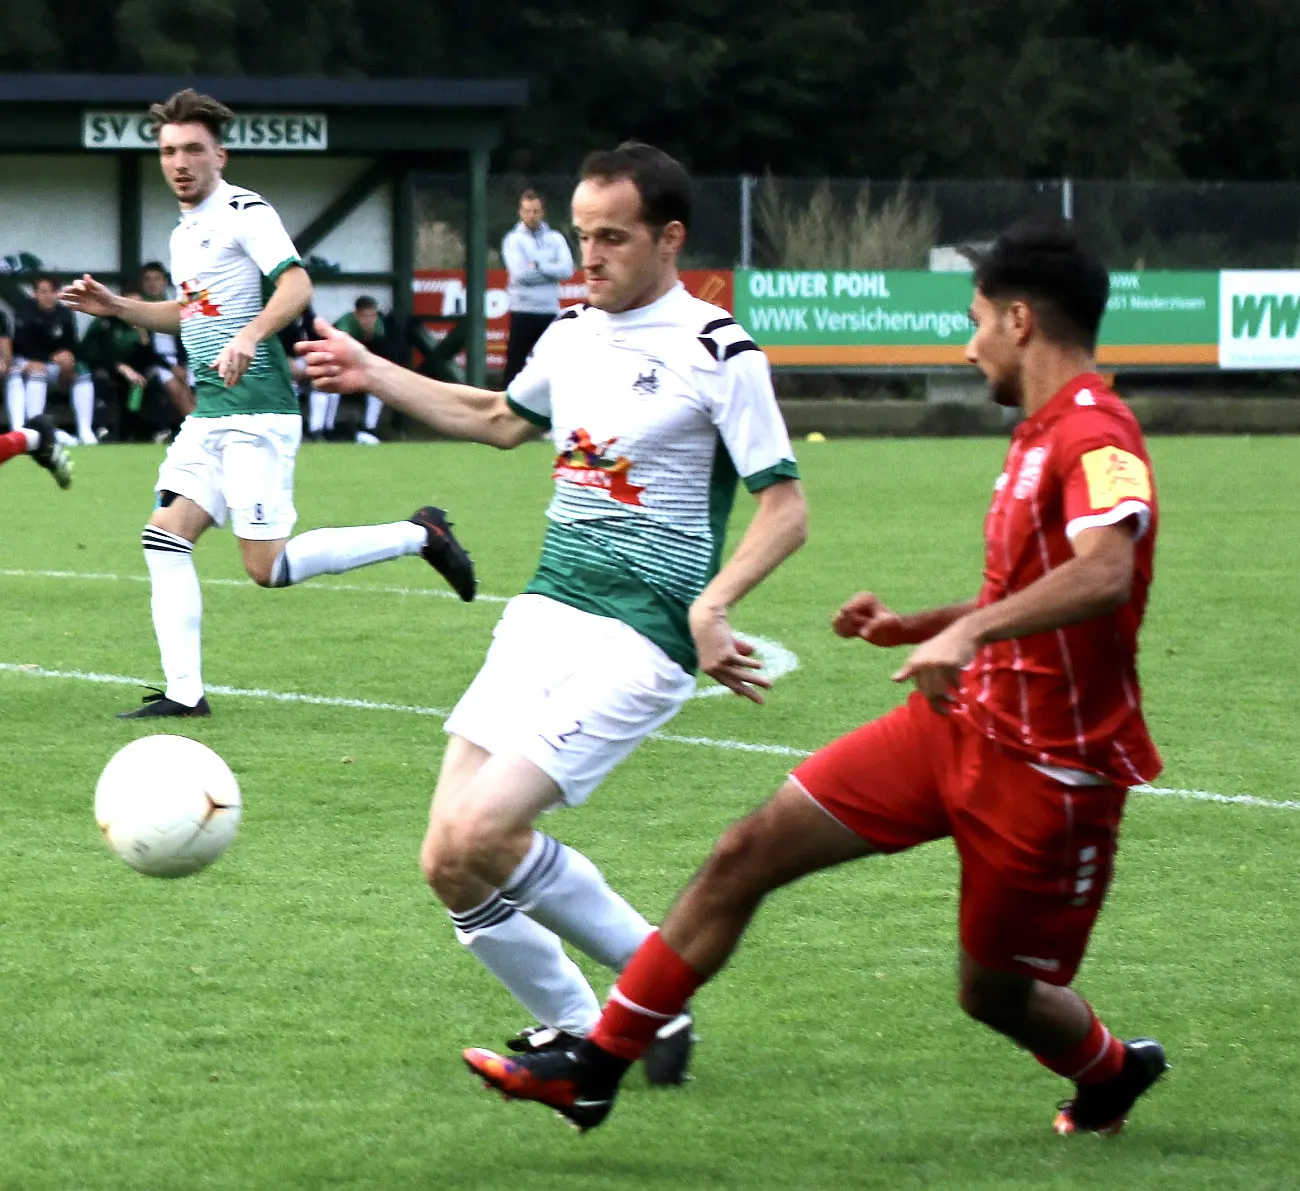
3, 0, 1298, 181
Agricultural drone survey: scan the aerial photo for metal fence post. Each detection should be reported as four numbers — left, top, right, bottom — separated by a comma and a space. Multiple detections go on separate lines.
1061, 176, 1074, 222
739, 174, 755, 268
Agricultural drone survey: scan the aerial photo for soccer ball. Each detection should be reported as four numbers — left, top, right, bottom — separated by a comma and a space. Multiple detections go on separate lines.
95, 735, 242, 878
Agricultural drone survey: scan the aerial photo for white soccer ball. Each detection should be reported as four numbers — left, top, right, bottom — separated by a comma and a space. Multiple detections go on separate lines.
95, 735, 242, 878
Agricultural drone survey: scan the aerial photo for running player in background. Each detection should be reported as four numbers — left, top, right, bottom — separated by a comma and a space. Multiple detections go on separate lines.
300, 142, 807, 1086
0, 413, 73, 487
463, 218, 1170, 1136
60, 89, 475, 719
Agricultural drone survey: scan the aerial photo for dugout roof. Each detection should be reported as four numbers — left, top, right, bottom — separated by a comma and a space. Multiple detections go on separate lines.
0, 73, 529, 385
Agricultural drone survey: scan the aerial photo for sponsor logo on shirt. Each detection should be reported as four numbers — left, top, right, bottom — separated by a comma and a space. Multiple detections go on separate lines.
179, 280, 222, 320
552, 428, 645, 507
1013, 445, 1048, 499
631, 367, 660, 395
1081, 447, 1151, 510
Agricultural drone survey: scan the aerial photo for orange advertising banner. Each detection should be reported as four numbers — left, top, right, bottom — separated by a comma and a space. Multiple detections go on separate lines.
412, 269, 734, 371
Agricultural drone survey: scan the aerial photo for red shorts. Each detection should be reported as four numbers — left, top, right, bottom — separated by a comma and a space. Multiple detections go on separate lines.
792, 692, 1127, 985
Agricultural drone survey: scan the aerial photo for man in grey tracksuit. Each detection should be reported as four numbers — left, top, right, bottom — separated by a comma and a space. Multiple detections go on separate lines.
502, 190, 575, 384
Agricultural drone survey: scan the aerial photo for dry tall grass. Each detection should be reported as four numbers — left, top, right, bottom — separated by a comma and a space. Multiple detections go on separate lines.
416, 219, 505, 270
757, 177, 939, 268
416, 220, 466, 269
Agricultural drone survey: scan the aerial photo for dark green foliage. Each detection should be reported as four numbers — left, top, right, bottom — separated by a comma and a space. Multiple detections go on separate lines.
5, 2, 1300, 179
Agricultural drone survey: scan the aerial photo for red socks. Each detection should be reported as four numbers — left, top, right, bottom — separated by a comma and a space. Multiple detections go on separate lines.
0, 429, 27, 465
589, 931, 704, 1061
1035, 1006, 1126, 1085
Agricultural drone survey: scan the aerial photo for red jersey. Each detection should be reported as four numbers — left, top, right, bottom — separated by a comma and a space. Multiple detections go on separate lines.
956, 372, 1162, 785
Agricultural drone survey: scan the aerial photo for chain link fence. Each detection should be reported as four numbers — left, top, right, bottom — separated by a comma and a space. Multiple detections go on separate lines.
414, 173, 1300, 271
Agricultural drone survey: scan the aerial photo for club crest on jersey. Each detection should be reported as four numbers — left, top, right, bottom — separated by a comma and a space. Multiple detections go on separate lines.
631, 367, 659, 395
1013, 446, 1048, 499
553, 428, 645, 506
179, 280, 221, 320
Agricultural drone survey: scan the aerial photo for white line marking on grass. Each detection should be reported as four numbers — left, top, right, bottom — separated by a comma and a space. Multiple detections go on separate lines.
1131, 785, 1300, 812
650, 731, 812, 758
3, 661, 1299, 803
0, 663, 452, 718
0, 568, 510, 604
1, 568, 802, 701
0, 662, 802, 757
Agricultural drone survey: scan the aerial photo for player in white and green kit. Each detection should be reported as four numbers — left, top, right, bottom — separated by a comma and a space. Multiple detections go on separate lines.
61, 89, 475, 718
300, 142, 808, 1083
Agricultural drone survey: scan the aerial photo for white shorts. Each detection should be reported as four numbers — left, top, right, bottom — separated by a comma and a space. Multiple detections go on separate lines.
156, 412, 301, 540
446, 594, 696, 806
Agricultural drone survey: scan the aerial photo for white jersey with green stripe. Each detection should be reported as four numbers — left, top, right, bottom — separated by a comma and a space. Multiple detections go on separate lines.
169, 178, 301, 417
506, 282, 798, 673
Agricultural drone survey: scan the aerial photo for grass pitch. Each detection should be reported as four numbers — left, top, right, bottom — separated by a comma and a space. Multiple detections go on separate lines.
0, 435, 1297, 1190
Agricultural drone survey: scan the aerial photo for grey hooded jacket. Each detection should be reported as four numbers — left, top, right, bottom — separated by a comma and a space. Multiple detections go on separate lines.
502, 221, 575, 313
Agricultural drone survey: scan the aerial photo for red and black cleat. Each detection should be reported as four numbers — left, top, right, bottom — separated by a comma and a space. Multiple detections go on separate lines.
463, 1046, 616, 1132
1054, 1038, 1169, 1136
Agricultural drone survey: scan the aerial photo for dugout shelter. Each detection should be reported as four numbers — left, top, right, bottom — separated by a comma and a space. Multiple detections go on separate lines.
0, 73, 528, 386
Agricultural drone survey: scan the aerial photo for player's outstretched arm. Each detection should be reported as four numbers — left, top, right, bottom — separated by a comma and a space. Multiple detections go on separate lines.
893, 523, 1135, 712
689, 479, 808, 704
60, 275, 182, 333
951, 522, 1134, 646
833, 593, 979, 647
298, 319, 537, 449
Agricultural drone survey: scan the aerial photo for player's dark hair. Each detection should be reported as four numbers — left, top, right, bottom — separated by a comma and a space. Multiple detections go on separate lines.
141, 260, 168, 277
149, 89, 234, 147
964, 218, 1109, 350
354, 295, 379, 312
520, 188, 542, 204
579, 141, 691, 233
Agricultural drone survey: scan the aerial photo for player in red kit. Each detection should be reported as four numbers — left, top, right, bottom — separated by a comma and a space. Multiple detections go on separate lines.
0, 414, 73, 488
463, 219, 1169, 1136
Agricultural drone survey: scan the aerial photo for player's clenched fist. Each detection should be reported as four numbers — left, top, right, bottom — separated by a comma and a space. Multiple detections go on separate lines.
296, 318, 374, 393
833, 591, 909, 647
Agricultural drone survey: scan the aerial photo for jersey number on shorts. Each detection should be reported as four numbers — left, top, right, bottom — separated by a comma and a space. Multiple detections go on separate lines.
542, 720, 583, 750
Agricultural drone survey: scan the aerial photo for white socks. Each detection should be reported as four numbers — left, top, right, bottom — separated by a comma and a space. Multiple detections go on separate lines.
503, 832, 654, 970
447, 833, 657, 1032
307, 391, 339, 434
23, 374, 47, 419
363, 394, 382, 431
451, 893, 601, 1035
142, 527, 204, 707
138, 517, 426, 701
72, 375, 95, 444
4, 373, 94, 441
5, 372, 24, 430
269, 520, 425, 587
